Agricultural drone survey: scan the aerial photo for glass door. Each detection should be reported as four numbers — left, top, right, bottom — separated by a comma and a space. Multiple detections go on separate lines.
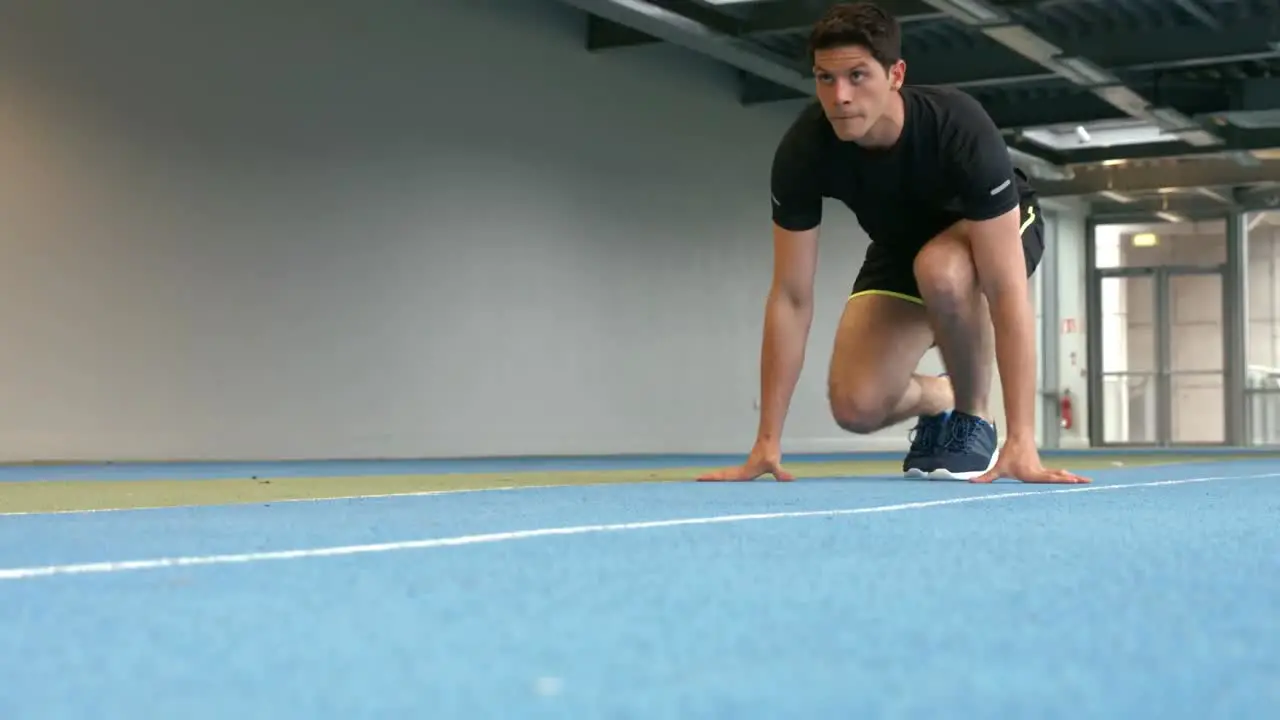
1097, 270, 1159, 445
1166, 270, 1225, 444
1093, 266, 1226, 446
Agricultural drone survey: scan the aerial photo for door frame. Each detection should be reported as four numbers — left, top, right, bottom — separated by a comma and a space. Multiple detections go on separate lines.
1086, 262, 1227, 447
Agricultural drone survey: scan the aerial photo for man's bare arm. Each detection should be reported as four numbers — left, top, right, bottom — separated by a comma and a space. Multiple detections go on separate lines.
755, 223, 820, 449
965, 207, 1036, 444
966, 207, 1088, 483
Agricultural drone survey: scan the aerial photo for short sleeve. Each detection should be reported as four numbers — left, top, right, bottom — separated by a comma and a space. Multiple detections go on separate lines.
943, 94, 1021, 222
769, 106, 826, 232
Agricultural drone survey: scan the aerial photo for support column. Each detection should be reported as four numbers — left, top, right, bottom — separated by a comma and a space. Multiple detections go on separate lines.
1040, 211, 1061, 448
1084, 218, 1103, 447
1224, 211, 1249, 446
1155, 269, 1172, 447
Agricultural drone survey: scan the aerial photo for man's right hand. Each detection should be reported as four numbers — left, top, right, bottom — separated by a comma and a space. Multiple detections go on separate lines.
696, 444, 795, 482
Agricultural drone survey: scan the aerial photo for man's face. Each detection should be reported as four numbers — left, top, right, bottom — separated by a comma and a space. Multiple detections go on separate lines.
813, 45, 905, 142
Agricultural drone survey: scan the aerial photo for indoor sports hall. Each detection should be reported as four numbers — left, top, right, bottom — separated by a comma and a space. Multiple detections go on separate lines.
1, 0, 1277, 717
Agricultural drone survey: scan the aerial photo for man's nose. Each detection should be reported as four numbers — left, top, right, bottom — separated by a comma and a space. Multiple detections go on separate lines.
833, 80, 855, 104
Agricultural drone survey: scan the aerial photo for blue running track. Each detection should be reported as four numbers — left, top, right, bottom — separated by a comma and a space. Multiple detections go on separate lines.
0, 457, 1277, 718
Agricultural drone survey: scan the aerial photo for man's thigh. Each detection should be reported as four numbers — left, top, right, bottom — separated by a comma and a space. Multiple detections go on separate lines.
828, 286, 935, 411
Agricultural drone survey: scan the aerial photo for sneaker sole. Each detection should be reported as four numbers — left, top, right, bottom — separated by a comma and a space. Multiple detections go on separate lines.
902, 448, 1000, 481
923, 468, 985, 481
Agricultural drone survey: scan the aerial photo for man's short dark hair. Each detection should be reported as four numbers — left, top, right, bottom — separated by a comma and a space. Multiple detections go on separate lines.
807, 2, 902, 69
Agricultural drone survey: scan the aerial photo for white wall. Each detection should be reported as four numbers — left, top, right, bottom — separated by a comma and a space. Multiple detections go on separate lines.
1040, 199, 1090, 447
0, 0, 1058, 462
0, 0, 897, 462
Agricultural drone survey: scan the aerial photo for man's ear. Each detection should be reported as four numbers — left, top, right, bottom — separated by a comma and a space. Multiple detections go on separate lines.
889, 59, 907, 90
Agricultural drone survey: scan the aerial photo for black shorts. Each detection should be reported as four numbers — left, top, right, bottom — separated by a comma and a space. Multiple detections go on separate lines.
849, 200, 1045, 304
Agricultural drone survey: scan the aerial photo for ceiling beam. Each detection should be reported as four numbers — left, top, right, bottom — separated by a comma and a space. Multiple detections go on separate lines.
1168, 0, 1222, 30
704, 0, 1275, 82
567, 0, 813, 92
558, 0, 1072, 179
1087, 189, 1250, 220
1088, 209, 1235, 224
1235, 77, 1280, 114
584, 0, 748, 51
1233, 185, 1280, 212
585, 0, 943, 50
975, 90, 1150, 130
1051, 127, 1280, 165
588, 2, 1280, 104
1063, 22, 1279, 71
1031, 156, 1280, 197
585, 15, 658, 51
905, 21, 1280, 88
980, 79, 1278, 165
738, 0, 943, 35
916, 0, 1223, 146
974, 76, 1280, 132
1085, 188, 1280, 224
744, 73, 1272, 136
719, 12, 1280, 112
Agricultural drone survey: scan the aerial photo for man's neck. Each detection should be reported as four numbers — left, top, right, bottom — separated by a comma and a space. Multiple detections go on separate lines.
856, 92, 906, 150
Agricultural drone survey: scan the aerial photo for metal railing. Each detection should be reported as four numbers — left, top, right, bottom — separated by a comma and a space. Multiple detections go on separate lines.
1099, 372, 1158, 444
1245, 366, 1280, 447
1245, 389, 1280, 447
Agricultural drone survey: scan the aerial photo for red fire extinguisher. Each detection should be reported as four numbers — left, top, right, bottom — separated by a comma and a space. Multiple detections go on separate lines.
1060, 389, 1074, 430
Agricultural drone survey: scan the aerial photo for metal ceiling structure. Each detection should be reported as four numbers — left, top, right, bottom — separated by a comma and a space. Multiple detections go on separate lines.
555, 0, 1280, 221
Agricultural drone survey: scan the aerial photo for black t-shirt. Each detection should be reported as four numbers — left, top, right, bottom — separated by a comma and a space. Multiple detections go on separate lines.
770, 85, 1035, 258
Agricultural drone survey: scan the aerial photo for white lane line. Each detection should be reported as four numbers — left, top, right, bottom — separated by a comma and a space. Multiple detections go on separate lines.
0, 473, 1271, 581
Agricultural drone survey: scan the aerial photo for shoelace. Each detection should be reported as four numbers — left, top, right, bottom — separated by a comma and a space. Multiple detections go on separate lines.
942, 414, 982, 453
907, 415, 945, 452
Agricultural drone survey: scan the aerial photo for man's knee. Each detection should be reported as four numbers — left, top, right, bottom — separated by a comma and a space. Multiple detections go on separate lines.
912, 232, 978, 315
828, 385, 891, 434
826, 293, 935, 434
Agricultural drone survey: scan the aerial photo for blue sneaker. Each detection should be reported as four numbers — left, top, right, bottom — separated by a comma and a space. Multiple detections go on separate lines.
902, 411, 950, 478
927, 410, 999, 480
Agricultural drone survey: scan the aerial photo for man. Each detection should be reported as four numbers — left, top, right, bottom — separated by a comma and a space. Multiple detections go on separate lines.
699, 2, 1087, 484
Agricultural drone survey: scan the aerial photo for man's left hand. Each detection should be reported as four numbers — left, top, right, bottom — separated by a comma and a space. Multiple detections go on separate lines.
972, 438, 1090, 484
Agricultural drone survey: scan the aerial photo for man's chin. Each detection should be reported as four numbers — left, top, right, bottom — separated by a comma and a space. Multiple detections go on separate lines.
829, 118, 866, 141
